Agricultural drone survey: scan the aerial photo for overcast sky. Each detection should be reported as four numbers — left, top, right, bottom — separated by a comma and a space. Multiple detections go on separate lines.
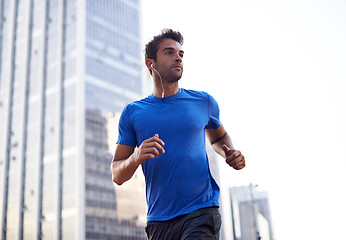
141, 1, 346, 239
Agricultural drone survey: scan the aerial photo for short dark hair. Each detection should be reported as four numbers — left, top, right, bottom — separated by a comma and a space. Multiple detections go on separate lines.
145, 29, 184, 62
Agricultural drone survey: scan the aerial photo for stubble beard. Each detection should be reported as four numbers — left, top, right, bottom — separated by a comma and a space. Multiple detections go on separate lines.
155, 65, 183, 84
167, 69, 183, 83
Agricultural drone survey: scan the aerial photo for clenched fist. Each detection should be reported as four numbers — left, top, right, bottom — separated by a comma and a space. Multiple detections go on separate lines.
222, 144, 245, 170
133, 134, 165, 165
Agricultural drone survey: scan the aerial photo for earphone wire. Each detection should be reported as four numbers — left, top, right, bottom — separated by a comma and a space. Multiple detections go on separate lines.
152, 67, 165, 98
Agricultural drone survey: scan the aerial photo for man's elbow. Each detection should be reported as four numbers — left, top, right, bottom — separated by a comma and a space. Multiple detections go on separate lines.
110, 163, 124, 185
112, 175, 124, 186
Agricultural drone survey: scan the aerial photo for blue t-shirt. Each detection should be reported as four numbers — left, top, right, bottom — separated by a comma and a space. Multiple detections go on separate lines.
117, 88, 221, 221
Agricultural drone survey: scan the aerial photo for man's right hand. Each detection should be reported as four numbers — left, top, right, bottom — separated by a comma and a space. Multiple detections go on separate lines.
133, 134, 165, 165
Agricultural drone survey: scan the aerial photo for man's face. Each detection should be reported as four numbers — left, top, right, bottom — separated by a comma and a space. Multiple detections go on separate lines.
155, 39, 184, 82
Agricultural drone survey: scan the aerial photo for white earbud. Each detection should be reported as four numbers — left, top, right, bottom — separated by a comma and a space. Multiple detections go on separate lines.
150, 63, 164, 98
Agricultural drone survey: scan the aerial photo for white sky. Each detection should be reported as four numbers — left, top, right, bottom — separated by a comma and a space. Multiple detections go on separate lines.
141, 1, 346, 239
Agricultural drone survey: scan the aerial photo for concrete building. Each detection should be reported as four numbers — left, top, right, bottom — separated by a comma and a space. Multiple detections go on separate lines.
0, 0, 145, 239
229, 184, 274, 240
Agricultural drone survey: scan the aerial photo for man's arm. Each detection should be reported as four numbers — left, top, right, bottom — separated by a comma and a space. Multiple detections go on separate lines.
110, 134, 165, 185
205, 124, 245, 170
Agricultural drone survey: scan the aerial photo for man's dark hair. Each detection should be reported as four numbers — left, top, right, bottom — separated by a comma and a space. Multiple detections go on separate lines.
145, 29, 184, 62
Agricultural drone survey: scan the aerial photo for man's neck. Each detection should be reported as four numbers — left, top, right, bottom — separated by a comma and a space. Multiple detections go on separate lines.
153, 82, 179, 98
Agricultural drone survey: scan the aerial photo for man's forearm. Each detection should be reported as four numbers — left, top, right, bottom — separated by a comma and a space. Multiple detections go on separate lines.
111, 135, 165, 185
211, 133, 235, 158
111, 155, 140, 185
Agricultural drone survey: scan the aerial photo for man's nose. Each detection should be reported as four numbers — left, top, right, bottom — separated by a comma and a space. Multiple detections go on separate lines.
175, 54, 182, 62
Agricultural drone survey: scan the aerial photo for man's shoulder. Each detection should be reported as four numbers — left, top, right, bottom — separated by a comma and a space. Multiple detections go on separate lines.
122, 95, 152, 114
181, 88, 211, 100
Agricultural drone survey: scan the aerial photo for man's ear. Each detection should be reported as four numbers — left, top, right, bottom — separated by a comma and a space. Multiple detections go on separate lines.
145, 59, 154, 70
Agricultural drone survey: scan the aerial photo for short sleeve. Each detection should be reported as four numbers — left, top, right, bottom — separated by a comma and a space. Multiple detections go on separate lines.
116, 105, 137, 146
205, 93, 221, 129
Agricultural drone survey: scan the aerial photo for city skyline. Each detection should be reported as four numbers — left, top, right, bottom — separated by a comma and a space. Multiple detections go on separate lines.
2, 0, 345, 239
0, 0, 145, 239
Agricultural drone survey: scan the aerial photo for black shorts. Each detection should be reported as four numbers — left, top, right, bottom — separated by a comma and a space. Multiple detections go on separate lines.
145, 207, 222, 240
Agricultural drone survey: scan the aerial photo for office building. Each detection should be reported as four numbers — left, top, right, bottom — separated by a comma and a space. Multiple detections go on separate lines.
0, 0, 145, 239
229, 184, 274, 240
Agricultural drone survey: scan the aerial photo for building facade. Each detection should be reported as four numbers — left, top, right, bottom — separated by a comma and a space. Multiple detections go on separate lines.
0, 0, 145, 239
229, 184, 274, 240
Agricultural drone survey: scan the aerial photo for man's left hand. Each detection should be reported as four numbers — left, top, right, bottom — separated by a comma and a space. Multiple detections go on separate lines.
222, 145, 246, 170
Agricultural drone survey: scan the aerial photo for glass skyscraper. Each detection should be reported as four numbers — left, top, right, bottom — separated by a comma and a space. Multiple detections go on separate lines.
0, 0, 146, 239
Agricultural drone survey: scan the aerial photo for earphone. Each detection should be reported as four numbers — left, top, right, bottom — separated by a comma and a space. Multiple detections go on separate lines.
150, 63, 165, 98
